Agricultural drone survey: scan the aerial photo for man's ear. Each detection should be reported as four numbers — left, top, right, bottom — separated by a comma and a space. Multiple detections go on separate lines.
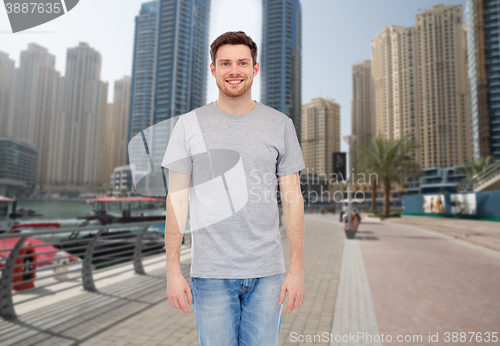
253, 62, 259, 78
210, 63, 216, 78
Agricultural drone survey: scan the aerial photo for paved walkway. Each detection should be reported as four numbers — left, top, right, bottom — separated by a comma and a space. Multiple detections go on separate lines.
309, 213, 500, 346
379, 214, 500, 253
329, 240, 381, 346
1, 213, 499, 345
0, 218, 346, 346
359, 219, 500, 345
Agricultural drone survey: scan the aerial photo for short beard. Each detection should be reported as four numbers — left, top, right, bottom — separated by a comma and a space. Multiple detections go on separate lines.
217, 77, 253, 98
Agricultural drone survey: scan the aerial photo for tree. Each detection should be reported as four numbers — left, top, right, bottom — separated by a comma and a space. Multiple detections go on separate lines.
353, 155, 379, 211
457, 156, 493, 191
355, 135, 421, 215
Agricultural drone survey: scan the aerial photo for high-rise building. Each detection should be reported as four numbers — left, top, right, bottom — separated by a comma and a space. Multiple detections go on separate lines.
466, 0, 500, 162
372, 4, 472, 169
103, 76, 131, 185
301, 97, 340, 180
47, 42, 108, 189
372, 25, 415, 143
0, 137, 37, 198
0, 52, 15, 138
6, 44, 60, 188
153, 0, 210, 122
261, 0, 302, 140
129, 1, 157, 146
351, 60, 375, 171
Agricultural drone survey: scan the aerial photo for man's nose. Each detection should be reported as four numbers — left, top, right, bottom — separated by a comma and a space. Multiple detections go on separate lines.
229, 64, 240, 76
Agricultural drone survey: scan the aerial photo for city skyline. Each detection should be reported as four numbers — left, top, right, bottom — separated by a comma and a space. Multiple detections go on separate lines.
0, 0, 467, 153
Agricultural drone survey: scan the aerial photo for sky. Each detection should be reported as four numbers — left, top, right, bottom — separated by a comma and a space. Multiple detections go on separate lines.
0, 0, 467, 153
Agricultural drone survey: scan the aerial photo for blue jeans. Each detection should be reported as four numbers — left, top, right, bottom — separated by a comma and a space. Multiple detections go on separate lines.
191, 273, 285, 346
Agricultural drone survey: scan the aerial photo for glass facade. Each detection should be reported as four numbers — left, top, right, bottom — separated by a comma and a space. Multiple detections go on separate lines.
261, 0, 302, 141
128, 1, 158, 148
484, 0, 500, 161
467, 0, 500, 162
153, 0, 210, 122
0, 137, 38, 197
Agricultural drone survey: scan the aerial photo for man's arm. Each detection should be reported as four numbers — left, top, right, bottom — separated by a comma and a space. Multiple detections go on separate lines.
165, 170, 192, 314
277, 172, 305, 315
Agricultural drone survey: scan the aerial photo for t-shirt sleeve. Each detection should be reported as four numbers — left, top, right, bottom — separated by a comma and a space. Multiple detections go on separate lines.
276, 118, 306, 176
161, 117, 193, 175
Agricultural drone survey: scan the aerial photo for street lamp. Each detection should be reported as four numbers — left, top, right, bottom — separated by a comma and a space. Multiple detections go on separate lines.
343, 135, 357, 228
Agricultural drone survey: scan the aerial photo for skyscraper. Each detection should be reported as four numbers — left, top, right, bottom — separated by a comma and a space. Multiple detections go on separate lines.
372, 5, 471, 169
301, 97, 340, 178
7, 44, 60, 188
104, 76, 131, 183
466, 0, 500, 162
153, 0, 210, 122
127, 0, 210, 197
372, 25, 414, 143
351, 60, 375, 171
261, 0, 302, 140
0, 52, 15, 138
48, 42, 108, 188
129, 1, 157, 145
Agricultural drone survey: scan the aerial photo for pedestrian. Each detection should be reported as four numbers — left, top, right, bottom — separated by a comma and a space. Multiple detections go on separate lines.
340, 203, 347, 222
162, 31, 306, 345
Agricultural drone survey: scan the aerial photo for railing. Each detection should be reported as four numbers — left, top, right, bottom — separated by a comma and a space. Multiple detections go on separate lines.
0, 220, 168, 320
472, 160, 500, 191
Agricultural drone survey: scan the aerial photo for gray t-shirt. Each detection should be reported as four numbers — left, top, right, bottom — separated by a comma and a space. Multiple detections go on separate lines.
161, 101, 305, 279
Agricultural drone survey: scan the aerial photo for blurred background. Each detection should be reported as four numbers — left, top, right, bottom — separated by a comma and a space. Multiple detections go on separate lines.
4, 0, 499, 201
1, 1, 500, 345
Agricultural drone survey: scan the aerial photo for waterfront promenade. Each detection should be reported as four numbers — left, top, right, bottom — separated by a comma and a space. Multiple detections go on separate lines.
0, 214, 499, 345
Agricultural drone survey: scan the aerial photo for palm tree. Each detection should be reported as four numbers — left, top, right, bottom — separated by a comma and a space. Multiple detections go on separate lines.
457, 156, 493, 191
353, 155, 379, 212
355, 135, 421, 215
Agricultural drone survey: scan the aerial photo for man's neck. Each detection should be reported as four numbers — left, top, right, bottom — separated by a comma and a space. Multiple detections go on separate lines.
216, 93, 256, 115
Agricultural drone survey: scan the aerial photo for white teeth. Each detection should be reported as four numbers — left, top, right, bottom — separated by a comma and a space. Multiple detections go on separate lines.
228, 80, 242, 84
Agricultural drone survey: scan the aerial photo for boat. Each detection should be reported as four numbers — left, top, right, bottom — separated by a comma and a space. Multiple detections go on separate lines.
0, 196, 165, 266
70, 196, 167, 257
10, 206, 43, 218
0, 236, 82, 290
54, 227, 166, 259
76, 196, 166, 227
0, 197, 82, 290
0, 196, 16, 233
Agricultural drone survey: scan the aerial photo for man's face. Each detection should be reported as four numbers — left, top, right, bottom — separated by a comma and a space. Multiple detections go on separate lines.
211, 44, 259, 98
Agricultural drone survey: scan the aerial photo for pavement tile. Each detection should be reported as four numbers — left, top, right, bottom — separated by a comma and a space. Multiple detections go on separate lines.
0, 215, 346, 346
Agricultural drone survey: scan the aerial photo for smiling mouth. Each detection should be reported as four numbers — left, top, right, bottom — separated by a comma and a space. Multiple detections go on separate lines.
226, 79, 244, 85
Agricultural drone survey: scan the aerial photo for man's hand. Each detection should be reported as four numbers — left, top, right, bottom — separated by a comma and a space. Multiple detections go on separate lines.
278, 172, 305, 315
166, 272, 192, 314
165, 170, 191, 314
279, 271, 305, 315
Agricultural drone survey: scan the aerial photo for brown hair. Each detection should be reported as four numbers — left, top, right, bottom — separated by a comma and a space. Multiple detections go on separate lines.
210, 31, 258, 67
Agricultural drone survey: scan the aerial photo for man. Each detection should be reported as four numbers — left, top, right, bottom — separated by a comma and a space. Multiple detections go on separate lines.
162, 31, 305, 345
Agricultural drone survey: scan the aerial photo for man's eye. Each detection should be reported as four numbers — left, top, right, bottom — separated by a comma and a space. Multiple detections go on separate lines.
222, 63, 228, 66
241, 62, 247, 65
